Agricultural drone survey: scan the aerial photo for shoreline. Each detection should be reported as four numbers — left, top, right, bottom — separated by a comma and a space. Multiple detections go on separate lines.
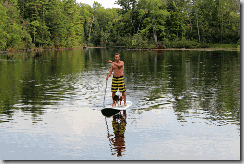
0, 47, 84, 54
0, 46, 240, 54
128, 47, 240, 51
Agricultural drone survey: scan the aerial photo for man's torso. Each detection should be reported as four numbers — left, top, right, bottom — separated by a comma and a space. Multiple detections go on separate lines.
112, 61, 124, 77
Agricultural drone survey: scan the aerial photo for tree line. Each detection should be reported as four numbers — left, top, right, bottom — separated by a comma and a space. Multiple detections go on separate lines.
0, 0, 240, 51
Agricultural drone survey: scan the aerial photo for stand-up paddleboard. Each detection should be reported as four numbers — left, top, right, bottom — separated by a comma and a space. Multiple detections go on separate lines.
101, 101, 132, 117
104, 101, 132, 110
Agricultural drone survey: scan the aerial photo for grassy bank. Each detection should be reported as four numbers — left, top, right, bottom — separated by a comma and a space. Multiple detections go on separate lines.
154, 40, 240, 49
124, 37, 240, 50
0, 46, 85, 54
0, 43, 240, 54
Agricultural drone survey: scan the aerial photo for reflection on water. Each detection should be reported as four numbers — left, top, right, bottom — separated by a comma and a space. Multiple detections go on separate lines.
0, 48, 240, 160
105, 110, 127, 157
125, 50, 240, 128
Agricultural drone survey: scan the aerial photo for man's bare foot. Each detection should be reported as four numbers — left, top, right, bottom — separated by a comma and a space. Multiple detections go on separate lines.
124, 103, 127, 106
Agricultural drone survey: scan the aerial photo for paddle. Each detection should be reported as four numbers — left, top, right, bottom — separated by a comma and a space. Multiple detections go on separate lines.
105, 117, 113, 152
103, 78, 107, 108
103, 61, 111, 108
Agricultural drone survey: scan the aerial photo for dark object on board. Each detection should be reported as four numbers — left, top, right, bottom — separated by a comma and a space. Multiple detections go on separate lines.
113, 95, 120, 101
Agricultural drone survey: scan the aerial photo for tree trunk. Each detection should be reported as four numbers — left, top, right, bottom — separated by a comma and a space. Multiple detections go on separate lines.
189, 17, 192, 32
42, 4, 44, 47
195, 11, 200, 43
88, 14, 94, 46
154, 26, 157, 43
152, 3, 157, 43
22, 1, 24, 20
221, 12, 223, 44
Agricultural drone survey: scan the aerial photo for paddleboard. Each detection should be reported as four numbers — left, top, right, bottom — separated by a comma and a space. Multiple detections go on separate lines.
104, 101, 132, 110
101, 109, 120, 117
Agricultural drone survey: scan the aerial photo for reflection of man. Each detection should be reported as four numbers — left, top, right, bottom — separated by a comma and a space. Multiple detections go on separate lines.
111, 110, 127, 157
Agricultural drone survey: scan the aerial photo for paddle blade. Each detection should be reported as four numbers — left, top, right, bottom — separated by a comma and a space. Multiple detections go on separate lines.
101, 108, 120, 117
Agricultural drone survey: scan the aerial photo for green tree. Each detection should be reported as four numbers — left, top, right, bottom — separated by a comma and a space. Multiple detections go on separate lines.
0, 2, 9, 50
79, 3, 93, 46
165, 1, 185, 41
0, 0, 32, 51
116, 0, 138, 36
1, 0, 241, 50
45, 0, 67, 48
132, 0, 169, 44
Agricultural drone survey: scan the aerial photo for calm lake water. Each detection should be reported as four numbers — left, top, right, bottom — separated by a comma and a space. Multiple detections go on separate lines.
0, 48, 240, 160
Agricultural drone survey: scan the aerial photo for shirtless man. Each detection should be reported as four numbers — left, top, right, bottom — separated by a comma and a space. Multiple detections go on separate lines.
106, 53, 126, 106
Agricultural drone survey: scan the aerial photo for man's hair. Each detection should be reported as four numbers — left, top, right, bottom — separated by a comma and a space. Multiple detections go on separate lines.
115, 53, 120, 57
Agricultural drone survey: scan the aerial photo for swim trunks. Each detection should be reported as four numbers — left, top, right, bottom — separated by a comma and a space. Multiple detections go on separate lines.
111, 76, 126, 92
112, 120, 126, 135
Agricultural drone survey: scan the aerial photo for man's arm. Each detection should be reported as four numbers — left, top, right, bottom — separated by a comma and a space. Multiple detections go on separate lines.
113, 61, 124, 68
106, 64, 113, 80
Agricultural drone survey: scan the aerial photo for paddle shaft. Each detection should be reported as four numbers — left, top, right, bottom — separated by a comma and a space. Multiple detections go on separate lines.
105, 117, 113, 152
103, 78, 108, 108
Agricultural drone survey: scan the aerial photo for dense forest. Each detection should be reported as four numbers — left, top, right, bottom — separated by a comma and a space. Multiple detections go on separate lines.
0, 0, 240, 51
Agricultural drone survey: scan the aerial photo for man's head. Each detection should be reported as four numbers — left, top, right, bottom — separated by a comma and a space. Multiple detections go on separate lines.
114, 53, 120, 62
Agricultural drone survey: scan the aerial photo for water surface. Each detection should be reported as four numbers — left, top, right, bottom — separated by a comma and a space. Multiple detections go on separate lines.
0, 48, 240, 160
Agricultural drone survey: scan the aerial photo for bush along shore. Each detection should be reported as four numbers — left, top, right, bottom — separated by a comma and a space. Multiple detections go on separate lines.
0, 43, 240, 54
125, 39, 240, 51
0, 47, 85, 54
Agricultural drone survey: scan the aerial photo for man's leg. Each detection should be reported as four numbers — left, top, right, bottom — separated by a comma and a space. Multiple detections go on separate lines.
123, 110, 126, 120
122, 92, 126, 106
112, 92, 116, 106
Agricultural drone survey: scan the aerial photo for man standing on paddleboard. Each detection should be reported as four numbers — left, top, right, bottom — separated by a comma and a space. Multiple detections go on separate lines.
106, 53, 127, 106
